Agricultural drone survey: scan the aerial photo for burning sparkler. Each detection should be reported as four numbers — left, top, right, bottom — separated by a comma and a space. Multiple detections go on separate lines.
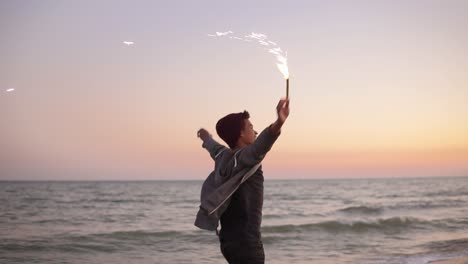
268, 47, 289, 98
208, 31, 290, 98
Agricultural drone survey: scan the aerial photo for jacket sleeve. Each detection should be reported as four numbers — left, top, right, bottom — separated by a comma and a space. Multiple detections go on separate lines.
202, 137, 228, 161
237, 126, 280, 167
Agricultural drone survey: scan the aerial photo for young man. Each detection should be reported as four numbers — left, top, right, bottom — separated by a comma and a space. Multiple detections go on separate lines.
195, 98, 290, 264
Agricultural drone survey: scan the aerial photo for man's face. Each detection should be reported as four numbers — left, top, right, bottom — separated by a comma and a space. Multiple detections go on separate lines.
240, 119, 257, 145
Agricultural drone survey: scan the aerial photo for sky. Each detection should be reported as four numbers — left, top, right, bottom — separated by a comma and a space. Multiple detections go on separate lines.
1, 0, 467, 180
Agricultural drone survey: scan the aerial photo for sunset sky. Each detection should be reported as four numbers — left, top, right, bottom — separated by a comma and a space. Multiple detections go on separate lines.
1, 0, 467, 180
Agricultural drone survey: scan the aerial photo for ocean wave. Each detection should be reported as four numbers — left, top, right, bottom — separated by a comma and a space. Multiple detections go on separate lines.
0, 230, 211, 254
337, 206, 383, 215
0, 241, 121, 253
388, 199, 467, 211
263, 212, 323, 220
261, 217, 433, 234
97, 230, 181, 239
65, 229, 211, 244
424, 237, 468, 253
424, 188, 468, 198
32, 218, 73, 224
82, 198, 153, 204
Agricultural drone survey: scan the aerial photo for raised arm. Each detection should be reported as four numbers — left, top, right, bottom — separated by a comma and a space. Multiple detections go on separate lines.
197, 128, 227, 160
238, 98, 290, 166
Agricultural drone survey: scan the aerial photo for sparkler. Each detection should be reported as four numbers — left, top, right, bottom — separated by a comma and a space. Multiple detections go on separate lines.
273, 50, 289, 99
208, 31, 290, 98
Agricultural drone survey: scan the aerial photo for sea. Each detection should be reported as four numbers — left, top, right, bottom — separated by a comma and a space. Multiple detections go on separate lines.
1, 177, 468, 264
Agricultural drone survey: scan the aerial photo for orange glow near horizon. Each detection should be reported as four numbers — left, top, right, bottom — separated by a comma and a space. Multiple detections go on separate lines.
263, 147, 468, 178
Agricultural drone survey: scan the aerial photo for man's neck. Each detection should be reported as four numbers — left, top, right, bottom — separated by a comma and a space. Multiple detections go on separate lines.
234, 141, 248, 150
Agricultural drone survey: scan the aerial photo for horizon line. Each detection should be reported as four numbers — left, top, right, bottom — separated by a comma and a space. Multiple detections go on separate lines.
1, 175, 467, 182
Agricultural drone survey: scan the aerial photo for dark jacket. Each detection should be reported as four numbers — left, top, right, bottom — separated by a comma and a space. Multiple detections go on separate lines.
194, 126, 280, 231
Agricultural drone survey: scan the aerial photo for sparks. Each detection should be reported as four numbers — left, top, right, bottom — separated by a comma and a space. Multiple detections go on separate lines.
123, 41, 134, 46
208, 30, 289, 79
207, 31, 233, 37
6, 88, 15, 92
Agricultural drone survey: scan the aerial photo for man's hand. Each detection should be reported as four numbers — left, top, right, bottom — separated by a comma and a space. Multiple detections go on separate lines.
276, 98, 290, 124
197, 128, 211, 142
270, 98, 290, 135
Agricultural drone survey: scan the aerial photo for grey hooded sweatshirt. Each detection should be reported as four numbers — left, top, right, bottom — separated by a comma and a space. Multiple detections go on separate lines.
194, 126, 280, 234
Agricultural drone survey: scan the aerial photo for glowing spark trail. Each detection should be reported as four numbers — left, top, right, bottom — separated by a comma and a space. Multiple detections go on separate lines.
123, 41, 134, 46
207, 31, 233, 37
6, 88, 15, 92
207, 30, 289, 79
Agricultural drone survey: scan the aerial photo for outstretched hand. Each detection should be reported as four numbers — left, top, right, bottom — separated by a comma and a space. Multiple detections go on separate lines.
197, 128, 211, 142
276, 98, 290, 124
270, 98, 290, 135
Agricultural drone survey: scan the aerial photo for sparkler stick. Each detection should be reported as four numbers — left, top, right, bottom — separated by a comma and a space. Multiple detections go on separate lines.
286, 78, 289, 99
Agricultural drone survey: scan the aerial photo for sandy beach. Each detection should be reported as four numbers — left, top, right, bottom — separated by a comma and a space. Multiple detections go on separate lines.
429, 257, 468, 264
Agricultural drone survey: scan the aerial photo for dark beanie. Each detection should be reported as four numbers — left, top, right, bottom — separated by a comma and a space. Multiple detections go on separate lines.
216, 111, 250, 149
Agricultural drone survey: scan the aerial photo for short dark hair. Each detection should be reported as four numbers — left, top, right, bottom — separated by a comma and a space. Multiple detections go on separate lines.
216, 110, 250, 149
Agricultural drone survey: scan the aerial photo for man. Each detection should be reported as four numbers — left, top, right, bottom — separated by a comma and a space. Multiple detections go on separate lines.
195, 98, 290, 264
